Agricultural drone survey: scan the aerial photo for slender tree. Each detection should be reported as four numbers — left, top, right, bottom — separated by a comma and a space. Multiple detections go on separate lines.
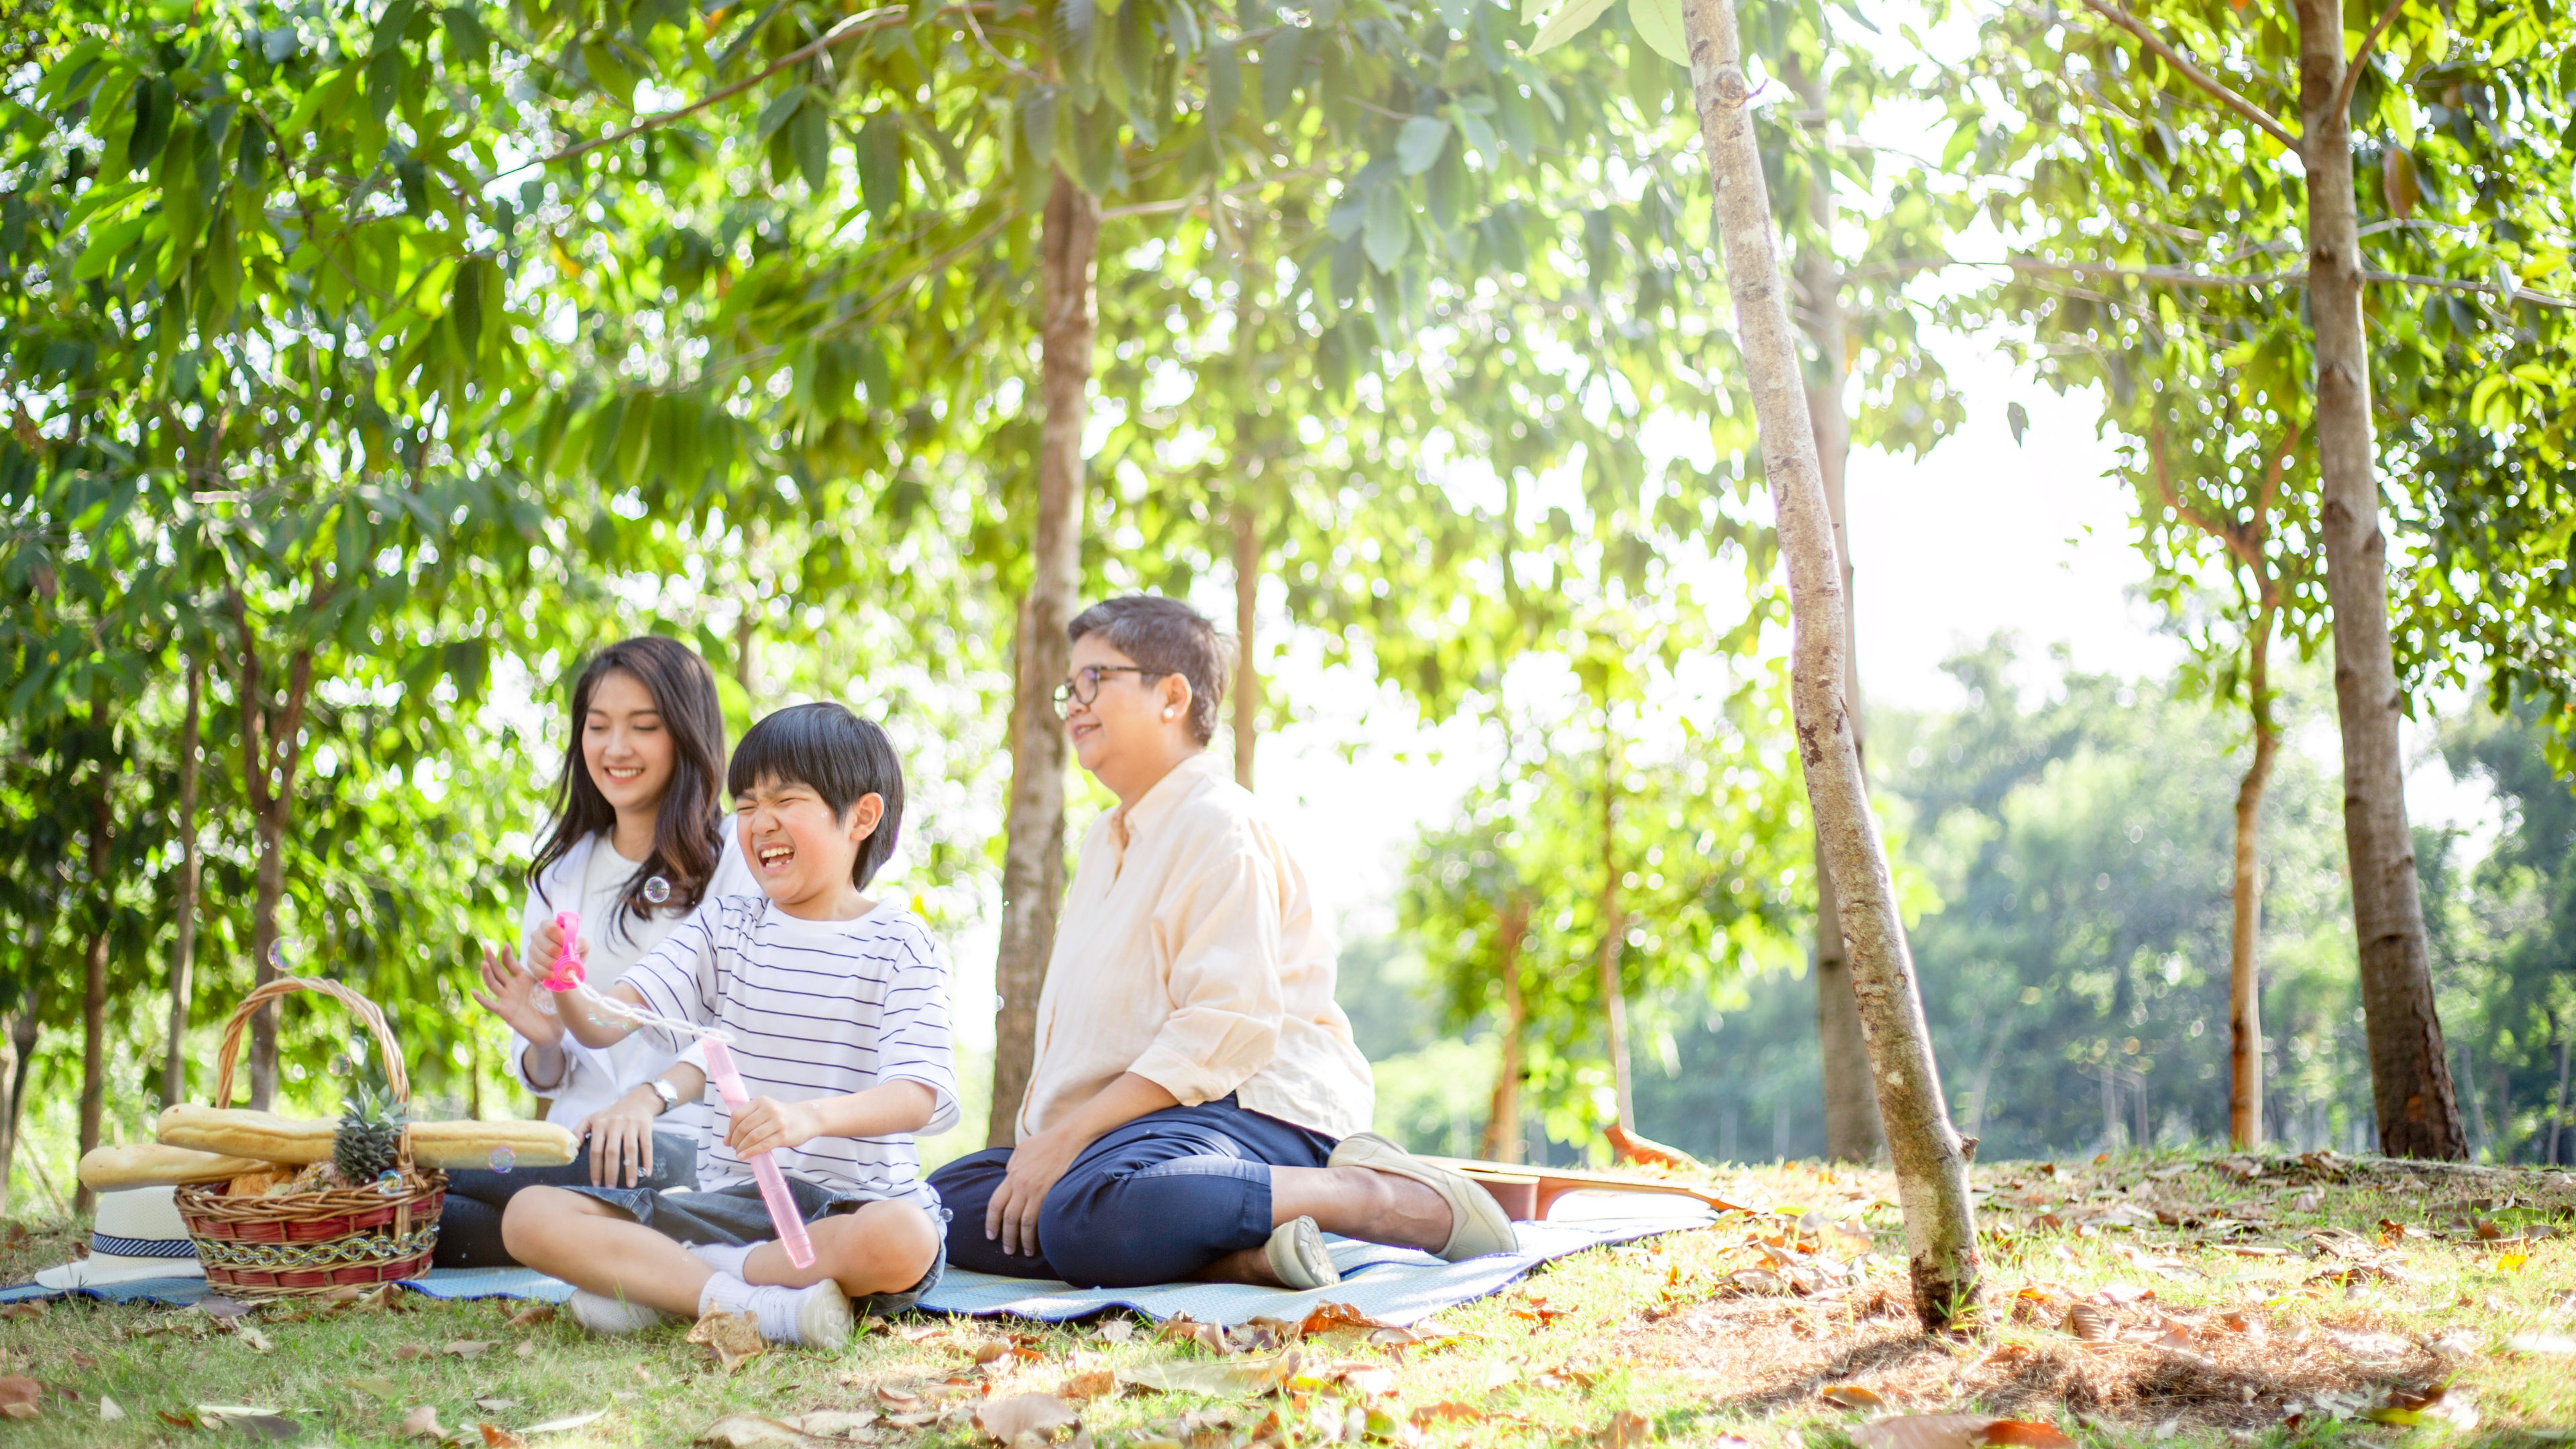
1676, 0, 1981, 1325
988, 172, 1099, 1148
164, 655, 202, 1107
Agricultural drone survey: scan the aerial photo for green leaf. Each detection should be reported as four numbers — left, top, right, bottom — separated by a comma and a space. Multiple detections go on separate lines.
1363, 184, 1410, 270
757, 85, 807, 142
1260, 27, 1306, 121
1526, 0, 1615, 56
1071, 99, 1116, 194
1628, 0, 1687, 65
1022, 86, 1059, 163
1453, 104, 1498, 160
1395, 115, 1450, 174
1207, 42, 1240, 128
789, 101, 830, 191
858, 113, 904, 215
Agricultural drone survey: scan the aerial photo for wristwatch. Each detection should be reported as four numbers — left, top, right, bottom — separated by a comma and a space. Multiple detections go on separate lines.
647, 1077, 682, 1116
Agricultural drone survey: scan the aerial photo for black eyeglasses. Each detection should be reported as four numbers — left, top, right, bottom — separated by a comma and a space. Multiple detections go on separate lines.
1054, 665, 1165, 714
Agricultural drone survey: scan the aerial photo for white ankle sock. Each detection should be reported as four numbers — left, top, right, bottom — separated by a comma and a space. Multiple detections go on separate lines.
687, 1242, 756, 1278
695, 1271, 828, 1345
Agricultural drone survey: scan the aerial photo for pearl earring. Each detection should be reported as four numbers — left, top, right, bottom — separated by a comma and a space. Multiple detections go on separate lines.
1163, 708, 1176, 718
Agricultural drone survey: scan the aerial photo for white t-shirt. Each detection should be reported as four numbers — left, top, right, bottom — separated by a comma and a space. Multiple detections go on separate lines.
508, 830, 757, 1128
622, 896, 959, 1209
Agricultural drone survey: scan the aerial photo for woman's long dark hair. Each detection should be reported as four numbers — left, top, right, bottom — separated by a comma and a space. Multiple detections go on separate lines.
527, 637, 730, 936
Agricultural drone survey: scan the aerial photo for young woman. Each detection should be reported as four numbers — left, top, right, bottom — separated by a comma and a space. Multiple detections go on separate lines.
926, 595, 1515, 1289
435, 636, 757, 1268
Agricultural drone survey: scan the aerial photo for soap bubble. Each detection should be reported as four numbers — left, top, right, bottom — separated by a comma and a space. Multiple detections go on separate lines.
374, 1169, 405, 1197
533, 991, 558, 1018
641, 875, 672, 906
449, 833, 470, 853
327, 1053, 355, 1078
488, 1146, 516, 1174
266, 942, 287, 972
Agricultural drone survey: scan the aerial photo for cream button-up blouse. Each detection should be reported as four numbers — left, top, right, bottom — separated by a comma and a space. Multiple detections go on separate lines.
1014, 752, 1374, 1142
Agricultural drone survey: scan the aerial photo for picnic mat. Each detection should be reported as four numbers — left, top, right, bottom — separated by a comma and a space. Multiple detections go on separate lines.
2, 1192, 1715, 1326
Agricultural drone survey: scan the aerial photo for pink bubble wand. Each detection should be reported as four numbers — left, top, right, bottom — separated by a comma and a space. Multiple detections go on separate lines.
537, 912, 816, 1269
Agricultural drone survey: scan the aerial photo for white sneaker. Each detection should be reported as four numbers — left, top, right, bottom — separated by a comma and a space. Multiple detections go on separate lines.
761, 1280, 853, 1350
568, 1289, 669, 1335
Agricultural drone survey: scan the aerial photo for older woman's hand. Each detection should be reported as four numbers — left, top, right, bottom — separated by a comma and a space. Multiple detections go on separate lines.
985, 1124, 1085, 1257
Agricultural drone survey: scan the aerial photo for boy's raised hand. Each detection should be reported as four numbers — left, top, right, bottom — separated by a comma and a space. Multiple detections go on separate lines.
472, 945, 563, 1047
727, 1096, 823, 1159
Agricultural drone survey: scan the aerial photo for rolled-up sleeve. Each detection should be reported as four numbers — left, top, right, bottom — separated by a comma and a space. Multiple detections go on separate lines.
1125, 841, 1285, 1106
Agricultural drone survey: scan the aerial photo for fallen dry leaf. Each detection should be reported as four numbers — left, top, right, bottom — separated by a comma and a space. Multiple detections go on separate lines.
1157, 1314, 1230, 1356
1409, 1401, 1486, 1428
404, 1404, 448, 1440
1851, 1415, 2076, 1449
443, 1339, 495, 1359
480, 1425, 531, 1448
99, 1397, 126, 1422
1593, 1409, 1654, 1446
2063, 1303, 2112, 1342
688, 1310, 767, 1373
523, 1407, 614, 1435
1823, 1385, 1888, 1409
778, 1410, 878, 1438
972, 1393, 1079, 1442
394, 1344, 430, 1361
1118, 1349, 1301, 1397
504, 1303, 557, 1328
1057, 1369, 1115, 1401
1330, 1362, 1396, 1397
516, 1339, 537, 1360
347, 1376, 399, 1401
1297, 1302, 1399, 1337
233, 1323, 276, 1354
474, 1397, 521, 1413
0, 1302, 41, 1322
696, 1415, 831, 1448
1095, 1319, 1134, 1344
0, 1379, 40, 1412
228, 1415, 303, 1442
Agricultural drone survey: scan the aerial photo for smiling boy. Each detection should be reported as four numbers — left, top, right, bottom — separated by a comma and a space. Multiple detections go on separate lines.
488, 703, 955, 1346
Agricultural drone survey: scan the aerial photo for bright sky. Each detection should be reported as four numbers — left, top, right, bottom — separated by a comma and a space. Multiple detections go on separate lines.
1236, 336, 2503, 946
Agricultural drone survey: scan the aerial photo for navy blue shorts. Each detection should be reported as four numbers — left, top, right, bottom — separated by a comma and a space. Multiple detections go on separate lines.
925, 1096, 1335, 1289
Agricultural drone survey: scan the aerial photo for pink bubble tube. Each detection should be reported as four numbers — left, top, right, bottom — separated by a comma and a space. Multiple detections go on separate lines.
699, 1035, 816, 1269
539, 912, 814, 1269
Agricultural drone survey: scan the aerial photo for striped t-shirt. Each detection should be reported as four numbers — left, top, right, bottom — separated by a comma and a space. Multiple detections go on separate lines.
621, 896, 958, 1210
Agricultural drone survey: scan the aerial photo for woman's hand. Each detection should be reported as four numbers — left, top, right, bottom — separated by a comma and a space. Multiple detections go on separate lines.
574, 1087, 662, 1188
472, 945, 562, 1049
727, 1096, 824, 1159
985, 1124, 1085, 1258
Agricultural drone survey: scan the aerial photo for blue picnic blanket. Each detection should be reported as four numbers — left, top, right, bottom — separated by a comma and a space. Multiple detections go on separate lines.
2, 1193, 1713, 1326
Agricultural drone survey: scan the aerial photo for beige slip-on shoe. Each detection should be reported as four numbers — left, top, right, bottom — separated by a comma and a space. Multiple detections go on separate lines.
1263, 1215, 1342, 1291
1326, 1132, 1519, 1262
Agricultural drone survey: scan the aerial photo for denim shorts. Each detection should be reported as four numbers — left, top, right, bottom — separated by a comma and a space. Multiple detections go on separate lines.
569, 1177, 947, 1316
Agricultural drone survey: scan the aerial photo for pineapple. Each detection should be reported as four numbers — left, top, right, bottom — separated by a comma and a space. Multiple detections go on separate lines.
332, 1084, 409, 1186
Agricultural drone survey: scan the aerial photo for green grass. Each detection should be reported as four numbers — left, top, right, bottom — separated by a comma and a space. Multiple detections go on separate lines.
2, 1152, 2571, 1446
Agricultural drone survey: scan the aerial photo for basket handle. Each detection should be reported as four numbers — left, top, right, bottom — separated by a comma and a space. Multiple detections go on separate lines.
207, 975, 413, 1111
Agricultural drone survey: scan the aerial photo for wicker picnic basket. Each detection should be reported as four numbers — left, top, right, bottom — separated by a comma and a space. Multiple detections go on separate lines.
170, 977, 446, 1298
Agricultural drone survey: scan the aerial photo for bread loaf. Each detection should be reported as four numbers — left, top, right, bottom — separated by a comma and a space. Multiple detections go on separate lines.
78, 1142, 270, 1190
156, 1106, 577, 1169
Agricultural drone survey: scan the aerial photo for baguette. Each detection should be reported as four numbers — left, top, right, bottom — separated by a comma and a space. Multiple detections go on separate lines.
78, 1142, 271, 1190
156, 1106, 577, 1169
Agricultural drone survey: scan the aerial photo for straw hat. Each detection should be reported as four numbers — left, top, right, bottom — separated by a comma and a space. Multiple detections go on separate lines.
32, 1187, 205, 1288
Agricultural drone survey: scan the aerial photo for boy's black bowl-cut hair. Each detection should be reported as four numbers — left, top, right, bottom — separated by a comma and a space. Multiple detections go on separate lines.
727, 703, 906, 888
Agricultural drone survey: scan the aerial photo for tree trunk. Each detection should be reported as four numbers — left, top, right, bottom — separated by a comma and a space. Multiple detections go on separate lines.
1231, 499, 1258, 790
1680, 0, 1982, 1328
986, 168, 1098, 1148
2553, 1018, 2572, 1167
2292, 0, 2465, 1161
1595, 731, 1635, 1138
1231, 244, 1263, 792
0, 1005, 17, 1217
2228, 609, 2278, 1149
78, 740, 113, 1215
1787, 61, 1884, 1169
165, 656, 203, 1108
233, 599, 313, 1113
1481, 896, 1530, 1164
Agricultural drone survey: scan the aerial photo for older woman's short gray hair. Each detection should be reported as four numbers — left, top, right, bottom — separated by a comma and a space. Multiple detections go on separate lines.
1067, 595, 1231, 746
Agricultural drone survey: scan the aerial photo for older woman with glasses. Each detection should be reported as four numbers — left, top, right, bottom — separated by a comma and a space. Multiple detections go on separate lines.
926, 595, 1515, 1289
